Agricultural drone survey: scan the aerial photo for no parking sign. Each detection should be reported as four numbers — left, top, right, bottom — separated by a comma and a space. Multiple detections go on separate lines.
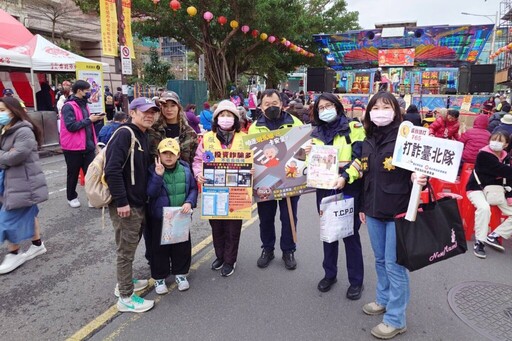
120, 45, 132, 75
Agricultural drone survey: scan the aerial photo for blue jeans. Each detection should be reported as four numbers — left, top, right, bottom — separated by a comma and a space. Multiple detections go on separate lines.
366, 216, 409, 329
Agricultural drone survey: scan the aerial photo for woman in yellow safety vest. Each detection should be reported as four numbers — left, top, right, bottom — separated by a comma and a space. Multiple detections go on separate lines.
306, 93, 365, 299
192, 100, 247, 277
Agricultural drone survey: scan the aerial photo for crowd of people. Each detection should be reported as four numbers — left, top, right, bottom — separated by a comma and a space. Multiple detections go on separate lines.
1, 82, 512, 339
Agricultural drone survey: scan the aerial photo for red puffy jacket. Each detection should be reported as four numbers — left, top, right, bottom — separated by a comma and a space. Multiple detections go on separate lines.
458, 115, 491, 164
429, 116, 460, 140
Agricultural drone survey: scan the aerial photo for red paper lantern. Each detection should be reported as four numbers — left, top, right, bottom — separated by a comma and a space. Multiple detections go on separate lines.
169, 0, 180, 11
251, 30, 259, 38
218, 16, 227, 26
241, 25, 250, 34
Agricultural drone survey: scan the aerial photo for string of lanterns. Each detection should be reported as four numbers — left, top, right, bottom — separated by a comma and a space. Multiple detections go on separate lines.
489, 43, 512, 60
150, 0, 315, 57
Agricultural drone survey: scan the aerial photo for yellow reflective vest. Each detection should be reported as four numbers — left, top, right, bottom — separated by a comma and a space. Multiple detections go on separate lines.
248, 113, 303, 134
311, 120, 365, 184
203, 130, 246, 150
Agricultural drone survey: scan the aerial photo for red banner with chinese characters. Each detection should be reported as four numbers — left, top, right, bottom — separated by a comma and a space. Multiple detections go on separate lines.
100, 0, 117, 56
378, 48, 415, 67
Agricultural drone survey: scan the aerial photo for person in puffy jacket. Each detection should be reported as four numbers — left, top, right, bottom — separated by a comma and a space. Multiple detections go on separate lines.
429, 109, 460, 140
0, 97, 48, 275
458, 115, 491, 164
488, 103, 511, 133
403, 104, 421, 126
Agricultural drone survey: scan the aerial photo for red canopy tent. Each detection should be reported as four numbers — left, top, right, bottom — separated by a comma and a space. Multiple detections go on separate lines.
0, 9, 34, 49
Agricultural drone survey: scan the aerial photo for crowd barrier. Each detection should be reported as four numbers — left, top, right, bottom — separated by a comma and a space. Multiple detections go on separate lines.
28, 110, 59, 147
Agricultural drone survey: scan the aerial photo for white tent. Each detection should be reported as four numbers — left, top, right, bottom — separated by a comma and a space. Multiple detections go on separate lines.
0, 47, 31, 69
10, 34, 110, 72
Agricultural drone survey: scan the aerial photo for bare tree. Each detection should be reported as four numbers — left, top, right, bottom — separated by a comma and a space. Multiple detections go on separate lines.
25, 0, 84, 42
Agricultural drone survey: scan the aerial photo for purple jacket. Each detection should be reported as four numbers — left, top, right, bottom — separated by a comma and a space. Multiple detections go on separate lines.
458, 115, 491, 164
185, 110, 201, 133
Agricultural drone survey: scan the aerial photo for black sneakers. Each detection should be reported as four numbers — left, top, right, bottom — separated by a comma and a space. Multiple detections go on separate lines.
485, 234, 505, 252
474, 241, 486, 259
221, 263, 235, 277
317, 277, 337, 292
257, 250, 275, 268
211, 258, 224, 270
282, 251, 297, 270
346, 284, 364, 300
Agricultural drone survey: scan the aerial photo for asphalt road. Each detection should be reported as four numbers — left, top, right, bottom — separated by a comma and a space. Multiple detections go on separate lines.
2, 154, 512, 340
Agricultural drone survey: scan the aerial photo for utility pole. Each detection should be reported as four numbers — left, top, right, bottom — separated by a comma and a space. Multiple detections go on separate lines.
116, 0, 128, 113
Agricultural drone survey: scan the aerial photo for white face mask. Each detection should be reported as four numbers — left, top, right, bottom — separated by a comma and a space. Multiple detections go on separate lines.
369, 109, 394, 127
489, 140, 505, 152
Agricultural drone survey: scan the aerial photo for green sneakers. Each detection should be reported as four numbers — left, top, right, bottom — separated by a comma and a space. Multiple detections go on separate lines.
117, 293, 154, 313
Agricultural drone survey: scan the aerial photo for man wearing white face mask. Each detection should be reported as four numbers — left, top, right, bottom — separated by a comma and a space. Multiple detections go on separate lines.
193, 100, 249, 277
466, 131, 512, 258
306, 93, 366, 300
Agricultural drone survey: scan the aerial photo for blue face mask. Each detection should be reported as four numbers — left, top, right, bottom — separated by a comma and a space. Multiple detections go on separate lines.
319, 108, 338, 123
0, 111, 12, 126
83, 92, 91, 100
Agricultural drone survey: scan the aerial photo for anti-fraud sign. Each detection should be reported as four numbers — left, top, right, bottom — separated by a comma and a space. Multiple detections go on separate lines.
75, 61, 104, 113
392, 121, 463, 182
243, 125, 314, 202
201, 150, 253, 220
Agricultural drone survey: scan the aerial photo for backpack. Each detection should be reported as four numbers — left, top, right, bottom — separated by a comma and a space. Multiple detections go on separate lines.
85, 126, 139, 208
230, 95, 241, 106
105, 94, 114, 106
114, 92, 122, 106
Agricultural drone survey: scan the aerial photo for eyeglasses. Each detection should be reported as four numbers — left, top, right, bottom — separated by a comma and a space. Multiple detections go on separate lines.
318, 103, 335, 112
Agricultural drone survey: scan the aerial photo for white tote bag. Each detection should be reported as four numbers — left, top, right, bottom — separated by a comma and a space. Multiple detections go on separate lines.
161, 207, 192, 245
319, 193, 354, 243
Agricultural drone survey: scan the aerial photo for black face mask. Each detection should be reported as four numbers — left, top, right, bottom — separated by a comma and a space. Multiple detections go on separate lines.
264, 106, 281, 120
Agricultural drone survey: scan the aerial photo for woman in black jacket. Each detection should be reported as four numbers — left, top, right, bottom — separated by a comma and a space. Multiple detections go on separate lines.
359, 92, 426, 340
466, 131, 512, 258
403, 104, 421, 126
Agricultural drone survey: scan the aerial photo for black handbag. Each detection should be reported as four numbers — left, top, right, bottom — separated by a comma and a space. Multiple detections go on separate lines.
394, 185, 467, 271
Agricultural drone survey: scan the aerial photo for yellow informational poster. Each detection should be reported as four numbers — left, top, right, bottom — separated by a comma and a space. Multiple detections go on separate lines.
75, 62, 105, 113
122, 0, 135, 58
460, 95, 473, 112
200, 150, 253, 220
99, 0, 118, 57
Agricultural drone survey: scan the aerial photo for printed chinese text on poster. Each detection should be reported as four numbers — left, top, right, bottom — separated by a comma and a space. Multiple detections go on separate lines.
243, 125, 314, 202
161, 207, 192, 245
201, 150, 253, 220
75, 62, 104, 113
307, 145, 339, 189
392, 121, 463, 182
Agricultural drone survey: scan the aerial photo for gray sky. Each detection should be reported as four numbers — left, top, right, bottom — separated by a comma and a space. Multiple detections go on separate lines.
347, 0, 502, 29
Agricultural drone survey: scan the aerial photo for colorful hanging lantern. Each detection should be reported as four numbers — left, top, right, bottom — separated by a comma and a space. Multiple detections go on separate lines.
186, 6, 197, 16
268, 36, 276, 43
260, 33, 268, 41
153, 0, 160, 4
251, 29, 259, 38
241, 25, 250, 34
281, 38, 287, 44
217, 16, 227, 25
169, 0, 180, 11
230, 20, 239, 29
203, 11, 214, 22
285, 40, 291, 47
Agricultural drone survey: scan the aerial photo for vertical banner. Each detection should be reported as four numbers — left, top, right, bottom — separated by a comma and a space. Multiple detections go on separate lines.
122, 0, 135, 58
99, 0, 118, 57
201, 150, 254, 220
76, 62, 105, 113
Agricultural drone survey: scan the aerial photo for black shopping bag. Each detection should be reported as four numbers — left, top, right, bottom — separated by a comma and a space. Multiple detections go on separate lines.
394, 195, 467, 272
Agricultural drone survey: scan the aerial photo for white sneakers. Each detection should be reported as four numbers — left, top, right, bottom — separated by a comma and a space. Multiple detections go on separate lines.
114, 278, 149, 297
155, 279, 169, 295
0, 253, 27, 274
24, 243, 47, 261
117, 293, 154, 313
175, 275, 190, 291
0, 242, 47, 275
68, 198, 81, 208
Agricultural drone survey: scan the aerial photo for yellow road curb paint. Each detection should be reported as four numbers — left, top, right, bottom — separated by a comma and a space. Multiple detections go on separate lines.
67, 204, 258, 341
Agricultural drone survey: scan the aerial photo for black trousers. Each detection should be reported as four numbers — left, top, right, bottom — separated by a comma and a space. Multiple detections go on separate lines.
316, 187, 364, 285
209, 219, 243, 265
63, 150, 95, 201
149, 217, 191, 279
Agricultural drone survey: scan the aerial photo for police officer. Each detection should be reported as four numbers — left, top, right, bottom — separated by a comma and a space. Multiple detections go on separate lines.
249, 89, 303, 270
306, 93, 365, 299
